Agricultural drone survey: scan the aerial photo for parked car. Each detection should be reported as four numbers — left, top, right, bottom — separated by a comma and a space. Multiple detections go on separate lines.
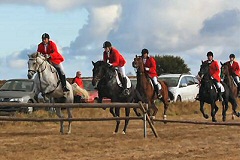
78, 77, 137, 103
158, 74, 199, 102
0, 79, 39, 113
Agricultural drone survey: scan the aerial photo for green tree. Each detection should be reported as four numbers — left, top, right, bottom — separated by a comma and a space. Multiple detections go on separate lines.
154, 55, 190, 75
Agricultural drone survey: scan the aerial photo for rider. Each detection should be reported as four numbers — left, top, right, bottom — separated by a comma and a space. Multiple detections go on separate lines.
141, 48, 162, 98
72, 71, 84, 88
37, 33, 69, 92
102, 41, 129, 96
204, 51, 223, 101
225, 54, 240, 90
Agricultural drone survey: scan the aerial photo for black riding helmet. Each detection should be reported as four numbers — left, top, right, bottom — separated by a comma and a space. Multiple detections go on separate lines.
103, 41, 112, 48
207, 51, 213, 57
229, 54, 235, 58
42, 33, 50, 39
141, 48, 149, 55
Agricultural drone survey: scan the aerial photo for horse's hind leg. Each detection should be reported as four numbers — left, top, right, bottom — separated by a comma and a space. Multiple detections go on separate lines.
163, 102, 169, 121
211, 103, 218, 122
200, 101, 209, 119
67, 108, 73, 134
56, 107, 64, 134
110, 107, 120, 134
122, 107, 130, 134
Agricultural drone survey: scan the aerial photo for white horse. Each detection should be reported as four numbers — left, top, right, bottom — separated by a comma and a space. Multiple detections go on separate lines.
27, 52, 73, 134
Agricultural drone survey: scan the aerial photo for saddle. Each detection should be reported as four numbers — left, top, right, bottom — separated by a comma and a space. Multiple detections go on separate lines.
115, 70, 131, 88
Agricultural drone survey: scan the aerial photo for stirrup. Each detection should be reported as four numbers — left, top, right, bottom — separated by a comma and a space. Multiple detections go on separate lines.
157, 93, 162, 99
122, 89, 130, 96
63, 86, 70, 92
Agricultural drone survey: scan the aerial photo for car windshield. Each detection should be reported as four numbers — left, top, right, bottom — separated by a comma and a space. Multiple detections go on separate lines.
82, 79, 95, 91
0, 80, 34, 92
159, 77, 179, 87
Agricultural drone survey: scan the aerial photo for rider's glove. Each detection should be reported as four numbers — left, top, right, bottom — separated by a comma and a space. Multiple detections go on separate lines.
145, 67, 150, 71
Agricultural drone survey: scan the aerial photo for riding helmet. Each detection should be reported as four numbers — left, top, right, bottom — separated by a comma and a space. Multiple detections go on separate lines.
229, 54, 235, 58
103, 41, 112, 48
42, 33, 50, 39
141, 48, 149, 55
206, 51, 213, 57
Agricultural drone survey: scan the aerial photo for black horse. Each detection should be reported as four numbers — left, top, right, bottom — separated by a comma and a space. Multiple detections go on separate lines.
92, 61, 135, 134
198, 61, 231, 122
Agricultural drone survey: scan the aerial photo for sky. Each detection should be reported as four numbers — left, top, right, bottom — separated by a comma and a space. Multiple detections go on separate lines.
0, 0, 240, 79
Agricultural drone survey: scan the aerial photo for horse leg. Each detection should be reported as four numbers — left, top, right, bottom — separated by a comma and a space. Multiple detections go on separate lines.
152, 103, 158, 118
109, 107, 119, 134
55, 107, 64, 134
133, 108, 141, 117
122, 107, 130, 134
114, 107, 120, 134
200, 101, 208, 119
66, 108, 73, 134
163, 102, 168, 121
211, 103, 217, 122
229, 95, 240, 118
221, 101, 227, 122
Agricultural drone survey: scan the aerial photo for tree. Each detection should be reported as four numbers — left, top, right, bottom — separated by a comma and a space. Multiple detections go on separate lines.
154, 55, 190, 75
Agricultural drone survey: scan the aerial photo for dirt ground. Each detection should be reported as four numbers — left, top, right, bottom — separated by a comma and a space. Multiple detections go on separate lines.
0, 101, 240, 160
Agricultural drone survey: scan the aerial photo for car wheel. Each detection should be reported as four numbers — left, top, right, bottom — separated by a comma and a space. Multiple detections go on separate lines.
176, 95, 182, 102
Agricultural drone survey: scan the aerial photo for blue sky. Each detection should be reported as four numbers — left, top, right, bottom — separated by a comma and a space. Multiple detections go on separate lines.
0, 0, 240, 79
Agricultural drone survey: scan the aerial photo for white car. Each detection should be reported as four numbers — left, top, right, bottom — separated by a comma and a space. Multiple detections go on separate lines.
158, 74, 199, 102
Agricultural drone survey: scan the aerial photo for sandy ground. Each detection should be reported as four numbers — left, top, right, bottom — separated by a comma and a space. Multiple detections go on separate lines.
0, 102, 240, 160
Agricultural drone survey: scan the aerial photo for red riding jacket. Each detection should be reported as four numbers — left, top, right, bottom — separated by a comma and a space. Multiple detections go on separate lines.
225, 60, 240, 77
37, 40, 64, 65
103, 47, 126, 67
73, 77, 84, 88
143, 56, 158, 78
204, 60, 221, 82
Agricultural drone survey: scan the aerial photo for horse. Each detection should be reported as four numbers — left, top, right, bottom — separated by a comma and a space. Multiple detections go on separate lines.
91, 60, 135, 134
132, 55, 174, 120
27, 52, 74, 134
198, 61, 231, 122
220, 62, 240, 119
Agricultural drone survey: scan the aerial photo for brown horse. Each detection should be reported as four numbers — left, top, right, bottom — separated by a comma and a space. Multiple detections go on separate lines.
221, 62, 240, 119
132, 56, 174, 120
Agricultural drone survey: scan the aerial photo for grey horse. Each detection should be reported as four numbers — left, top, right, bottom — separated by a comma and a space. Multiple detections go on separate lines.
27, 52, 74, 134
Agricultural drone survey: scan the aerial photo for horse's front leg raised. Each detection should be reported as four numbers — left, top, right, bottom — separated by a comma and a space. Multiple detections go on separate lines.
56, 107, 64, 134
200, 101, 209, 119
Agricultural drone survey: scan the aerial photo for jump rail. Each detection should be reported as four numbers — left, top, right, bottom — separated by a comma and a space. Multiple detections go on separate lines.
154, 119, 240, 126
0, 102, 158, 138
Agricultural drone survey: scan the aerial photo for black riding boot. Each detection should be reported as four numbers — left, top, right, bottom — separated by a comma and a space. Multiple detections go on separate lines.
122, 77, 130, 96
154, 84, 162, 98
60, 74, 69, 92
217, 88, 223, 101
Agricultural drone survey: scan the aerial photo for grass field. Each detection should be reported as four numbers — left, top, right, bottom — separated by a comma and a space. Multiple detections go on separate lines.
0, 101, 240, 160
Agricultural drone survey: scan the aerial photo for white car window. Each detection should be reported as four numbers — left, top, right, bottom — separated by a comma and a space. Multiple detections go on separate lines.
180, 77, 188, 86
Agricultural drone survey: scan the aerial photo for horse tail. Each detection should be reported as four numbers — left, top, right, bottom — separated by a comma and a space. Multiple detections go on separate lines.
71, 83, 89, 99
161, 81, 174, 101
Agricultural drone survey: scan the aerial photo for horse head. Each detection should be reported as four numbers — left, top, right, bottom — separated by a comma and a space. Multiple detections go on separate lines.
132, 55, 144, 73
91, 61, 115, 86
198, 61, 210, 79
220, 61, 230, 77
27, 52, 46, 79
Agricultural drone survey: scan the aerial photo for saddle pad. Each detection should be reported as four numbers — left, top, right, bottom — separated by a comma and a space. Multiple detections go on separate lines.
115, 71, 131, 88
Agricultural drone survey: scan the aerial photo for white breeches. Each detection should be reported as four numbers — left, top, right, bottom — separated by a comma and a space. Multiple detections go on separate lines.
153, 77, 162, 90
233, 76, 240, 83
118, 66, 126, 78
52, 63, 65, 75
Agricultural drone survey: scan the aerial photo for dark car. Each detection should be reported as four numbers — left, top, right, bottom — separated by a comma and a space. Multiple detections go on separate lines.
76, 77, 137, 103
0, 79, 40, 113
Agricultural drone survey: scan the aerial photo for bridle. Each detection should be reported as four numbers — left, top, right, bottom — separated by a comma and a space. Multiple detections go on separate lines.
28, 56, 47, 74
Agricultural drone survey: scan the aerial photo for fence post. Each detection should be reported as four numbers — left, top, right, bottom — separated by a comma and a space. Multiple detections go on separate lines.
143, 111, 147, 138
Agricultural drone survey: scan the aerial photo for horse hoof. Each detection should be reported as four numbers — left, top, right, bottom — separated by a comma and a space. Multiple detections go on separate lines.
113, 132, 117, 135
163, 115, 167, 120
67, 131, 71, 134
222, 117, 226, 122
122, 131, 126, 135
212, 119, 217, 122
204, 114, 209, 119
232, 115, 235, 120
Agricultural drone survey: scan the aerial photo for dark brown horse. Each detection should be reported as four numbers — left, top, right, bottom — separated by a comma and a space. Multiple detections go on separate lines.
132, 56, 174, 120
221, 62, 240, 119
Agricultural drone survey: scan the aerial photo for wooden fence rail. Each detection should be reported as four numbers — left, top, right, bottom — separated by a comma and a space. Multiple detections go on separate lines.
0, 102, 158, 138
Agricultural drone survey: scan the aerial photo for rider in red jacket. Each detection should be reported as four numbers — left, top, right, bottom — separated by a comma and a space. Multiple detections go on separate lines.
72, 71, 84, 88
37, 33, 69, 92
103, 41, 129, 96
204, 51, 223, 101
141, 48, 162, 98
225, 54, 240, 89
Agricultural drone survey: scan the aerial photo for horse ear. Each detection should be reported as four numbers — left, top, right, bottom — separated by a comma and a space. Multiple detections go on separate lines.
92, 61, 95, 66
201, 60, 203, 64
220, 61, 223, 65
135, 55, 137, 58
